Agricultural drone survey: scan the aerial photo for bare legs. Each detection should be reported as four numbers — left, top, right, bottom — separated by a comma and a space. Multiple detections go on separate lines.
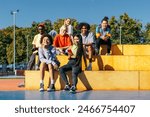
39, 62, 55, 91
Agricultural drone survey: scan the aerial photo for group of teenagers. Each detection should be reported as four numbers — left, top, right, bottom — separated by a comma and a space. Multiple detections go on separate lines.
26, 17, 112, 93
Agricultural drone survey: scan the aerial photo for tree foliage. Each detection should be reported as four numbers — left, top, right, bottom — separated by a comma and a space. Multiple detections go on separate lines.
109, 13, 143, 44
143, 23, 150, 43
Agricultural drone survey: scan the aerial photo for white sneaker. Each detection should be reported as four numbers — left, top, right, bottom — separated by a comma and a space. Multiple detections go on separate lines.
39, 87, 44, 92
106, 53, 110, 56
35, 65, 39, 70
39, 83, 44, 92
47, 87, 51, 92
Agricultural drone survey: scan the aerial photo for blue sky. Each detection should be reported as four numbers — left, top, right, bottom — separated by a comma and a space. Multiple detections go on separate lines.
0, 0, 150, 29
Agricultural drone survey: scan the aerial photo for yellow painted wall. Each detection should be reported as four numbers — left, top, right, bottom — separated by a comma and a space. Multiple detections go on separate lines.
123, 45, 150, 55
139, 71, 150, 90
82, 55, 150, 71
100, 44, 150, 55
57, 55, 68, 67
100, 44, 123, 55
25, 71, 139, 90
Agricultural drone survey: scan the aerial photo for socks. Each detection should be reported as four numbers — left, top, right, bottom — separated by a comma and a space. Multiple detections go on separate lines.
40, 80, 44, 84
51, 79, 54, 84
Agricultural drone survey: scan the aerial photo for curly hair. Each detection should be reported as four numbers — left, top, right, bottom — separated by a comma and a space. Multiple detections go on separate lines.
78, 22, 90, 30
40, 34, 53, 45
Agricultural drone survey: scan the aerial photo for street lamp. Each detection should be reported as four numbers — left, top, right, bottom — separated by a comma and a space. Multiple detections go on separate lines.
26, 35, 29, 63
10, 9, 19, 75
120, 26, 122, 44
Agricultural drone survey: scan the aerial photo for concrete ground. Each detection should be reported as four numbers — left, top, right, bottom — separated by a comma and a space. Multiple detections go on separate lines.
0, 77, 150, 100
0, 79, 25, 91
0, 90, 150, 100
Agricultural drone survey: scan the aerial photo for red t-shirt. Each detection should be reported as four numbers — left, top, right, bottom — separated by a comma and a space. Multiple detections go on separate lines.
53, 34, 72, 47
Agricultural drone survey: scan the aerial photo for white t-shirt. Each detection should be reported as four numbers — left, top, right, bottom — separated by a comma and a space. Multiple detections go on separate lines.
81, 32, 94, 45
67, 25, 73, 35
32, 34, 42, 48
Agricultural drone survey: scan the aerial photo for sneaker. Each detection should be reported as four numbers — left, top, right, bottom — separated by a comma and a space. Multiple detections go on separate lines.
106, 53, 110, 56
35, 65, 39, 70
39, 83, 44, 92
47, 84, 55, 92
18, 82, 25, 87
69, 86, 76, 93
63, 84, 70, 91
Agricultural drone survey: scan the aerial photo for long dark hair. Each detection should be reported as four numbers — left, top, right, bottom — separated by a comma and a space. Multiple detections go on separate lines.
73, 33, 83, 66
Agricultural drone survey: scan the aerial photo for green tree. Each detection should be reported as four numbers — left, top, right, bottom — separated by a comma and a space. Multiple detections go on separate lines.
109, 13, 142, 44
109, 16, 119, 43
44, 19, 53, 33
143, 23, 150, 44
0, 27, 13, 64
90, 24, 96, 34
0, 31, 8, 64
53, 19, 64, 33
15, 28, 27, 63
